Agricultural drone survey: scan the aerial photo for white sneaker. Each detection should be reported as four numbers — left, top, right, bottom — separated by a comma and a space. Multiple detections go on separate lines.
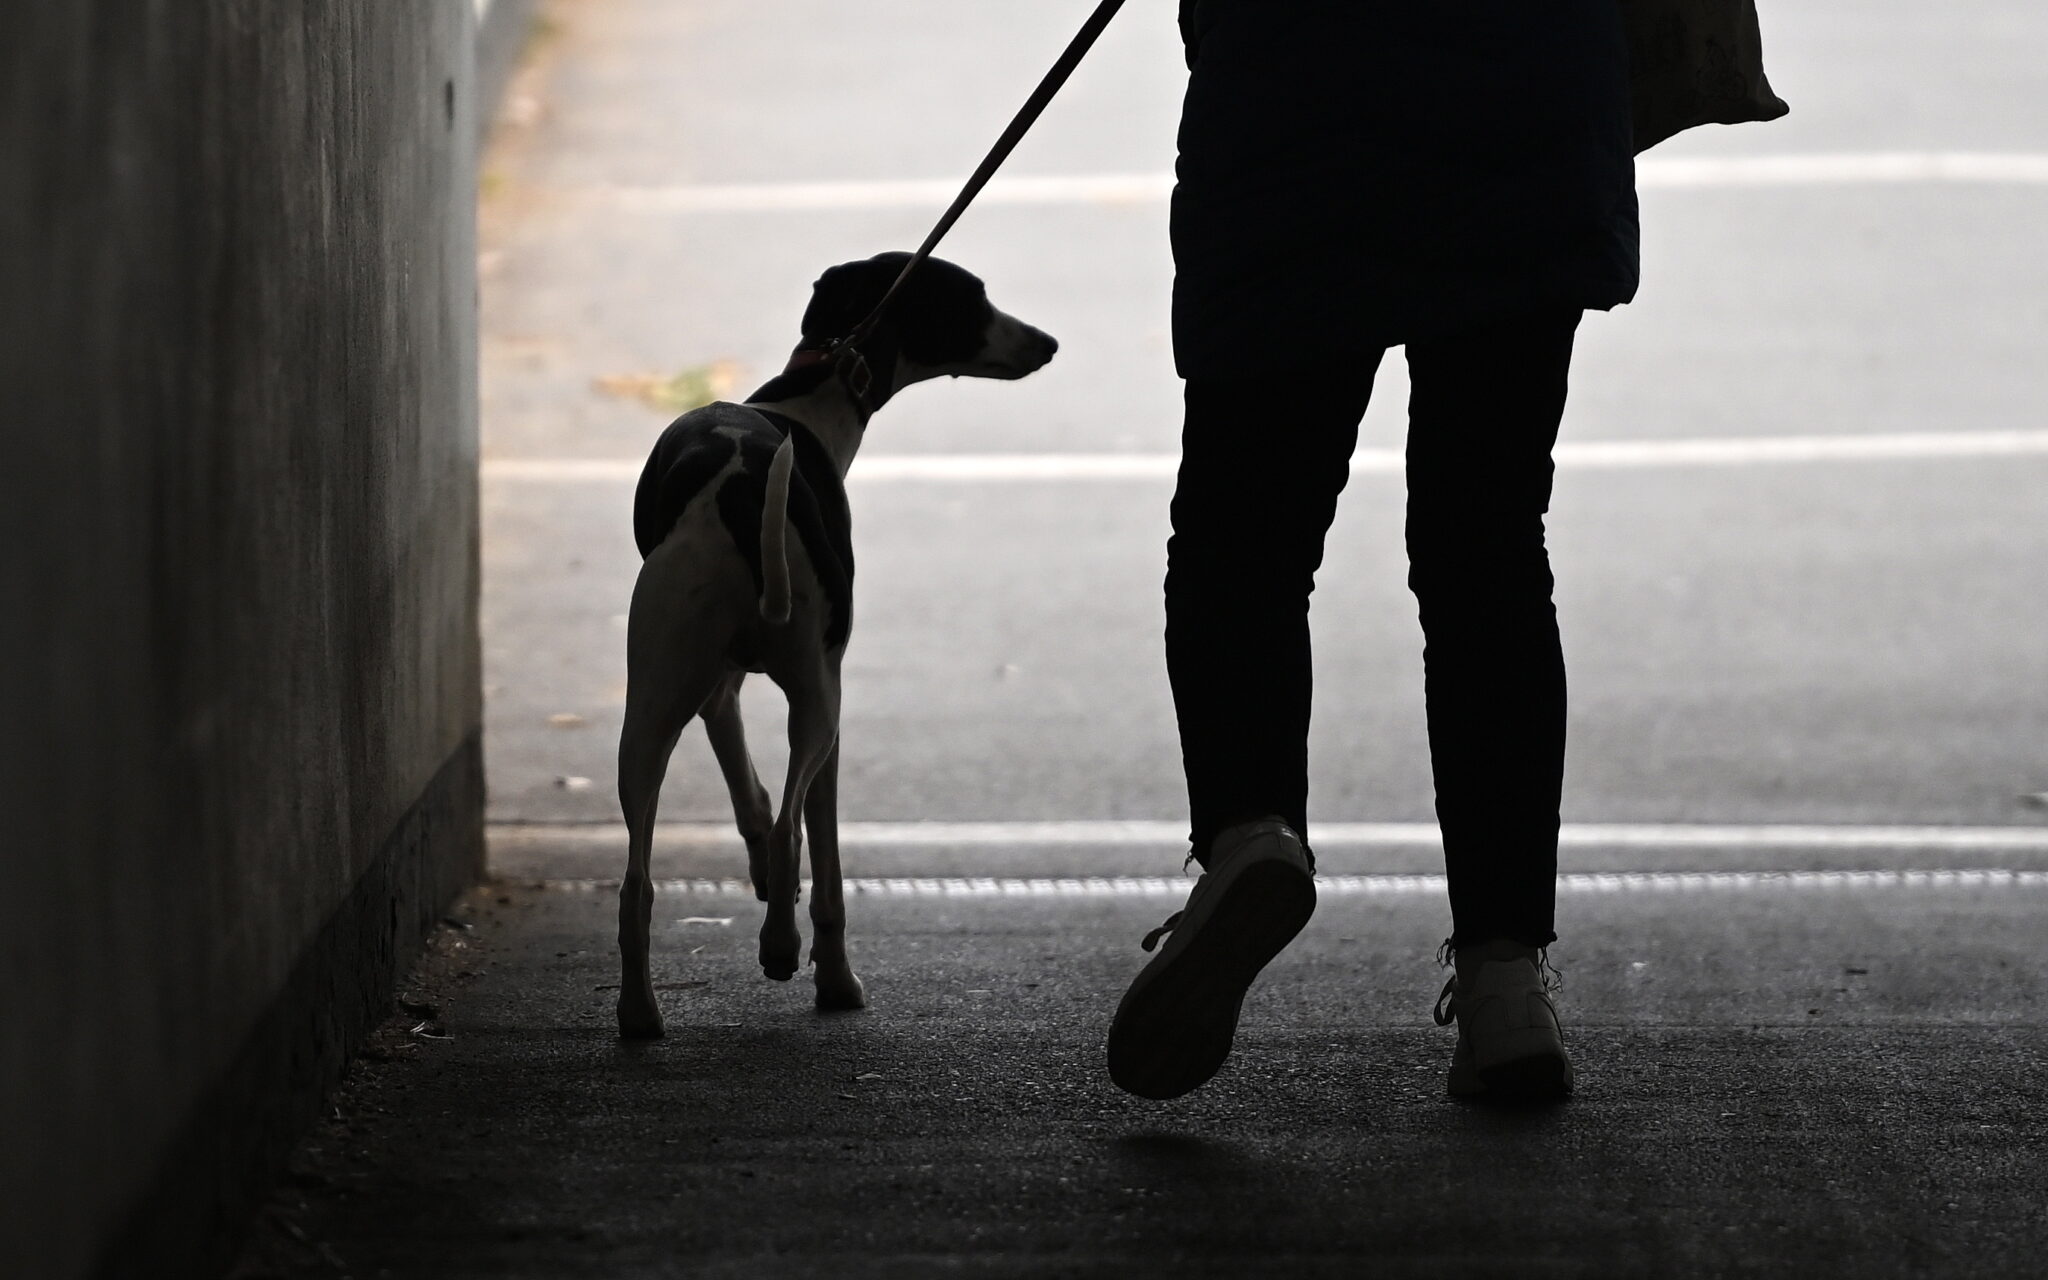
1434, 939, 1573, 1101
1107, 818, 1317, 1099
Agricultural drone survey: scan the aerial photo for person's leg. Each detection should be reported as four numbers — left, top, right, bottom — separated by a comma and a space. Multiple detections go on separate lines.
1404, 308, 1580, 947
1405, 307, 1580, 1100
1166, 364, 1379, 861
1108, 360, 1378, 1100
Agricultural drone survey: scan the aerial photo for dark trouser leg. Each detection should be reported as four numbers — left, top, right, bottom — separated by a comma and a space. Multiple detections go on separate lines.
1167, 362, 1379, 862
1405, 308, 1582, 948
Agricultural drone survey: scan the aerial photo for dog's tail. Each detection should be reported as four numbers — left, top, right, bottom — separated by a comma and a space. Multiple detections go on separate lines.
758, 433, 795, 624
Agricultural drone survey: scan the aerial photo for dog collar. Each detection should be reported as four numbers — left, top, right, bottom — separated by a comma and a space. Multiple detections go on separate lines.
785, 341, 874, 407
783, 344, 832, 373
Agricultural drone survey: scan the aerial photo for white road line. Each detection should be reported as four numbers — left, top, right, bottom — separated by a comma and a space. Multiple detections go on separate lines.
537, 869, 2048, 896
1642, 152, 2048, 188
481, 429, 2048, 484
581, 153, 2048, 213
486, 458, 646, 482
1553, 430, 2048, 468
490, 821, 2048, 852
593, 173, 1172, 212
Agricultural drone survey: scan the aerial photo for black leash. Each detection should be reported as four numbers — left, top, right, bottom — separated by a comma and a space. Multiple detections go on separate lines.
827, 0, 1127, 384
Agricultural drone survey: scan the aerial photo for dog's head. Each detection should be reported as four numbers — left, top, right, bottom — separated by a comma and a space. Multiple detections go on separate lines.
800, 253, 1057, 403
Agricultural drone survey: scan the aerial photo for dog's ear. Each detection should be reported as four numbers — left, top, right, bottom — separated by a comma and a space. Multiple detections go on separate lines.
800, 254, 911, 344
799, 264, 864, 344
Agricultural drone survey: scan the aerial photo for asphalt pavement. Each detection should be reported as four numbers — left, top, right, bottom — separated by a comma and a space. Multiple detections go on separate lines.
239, 1, 2048, 1275
241, 880, 2048, 1278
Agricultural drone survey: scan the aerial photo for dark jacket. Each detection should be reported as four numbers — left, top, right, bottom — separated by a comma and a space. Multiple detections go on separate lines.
1171, 0, 1640, 377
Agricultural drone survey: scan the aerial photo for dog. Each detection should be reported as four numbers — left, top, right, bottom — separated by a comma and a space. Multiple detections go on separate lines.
615, 253, 1057, 1037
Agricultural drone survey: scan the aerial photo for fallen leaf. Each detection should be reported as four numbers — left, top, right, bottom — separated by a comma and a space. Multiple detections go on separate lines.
593, 360, 743, 415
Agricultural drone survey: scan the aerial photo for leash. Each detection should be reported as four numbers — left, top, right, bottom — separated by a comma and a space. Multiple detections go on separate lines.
826, 0, 1127, 391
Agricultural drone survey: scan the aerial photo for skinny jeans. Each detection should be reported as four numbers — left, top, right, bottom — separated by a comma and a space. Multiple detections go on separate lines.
1165, 307, 1581, 948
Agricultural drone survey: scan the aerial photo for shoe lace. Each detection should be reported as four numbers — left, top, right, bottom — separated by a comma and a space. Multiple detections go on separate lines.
1430, 938, 1564, 1027
1432, 938, 1458, 1025
1432, 974, 1459, 1027
1142, 861, 1210, 952
1141, 908, 1184, 953
1141, 853, 1206, 952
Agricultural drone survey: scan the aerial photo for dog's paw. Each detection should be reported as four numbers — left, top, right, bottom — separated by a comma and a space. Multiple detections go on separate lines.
814, 969, 867, 1012
616, 1000, 666, 1040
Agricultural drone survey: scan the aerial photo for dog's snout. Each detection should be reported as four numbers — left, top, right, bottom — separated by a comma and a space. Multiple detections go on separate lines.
1011, 320, 1057, 369
974, 312, 1058, 379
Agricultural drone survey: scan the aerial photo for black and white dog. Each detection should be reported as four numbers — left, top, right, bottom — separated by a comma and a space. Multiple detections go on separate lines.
616, 253, 1057, 1038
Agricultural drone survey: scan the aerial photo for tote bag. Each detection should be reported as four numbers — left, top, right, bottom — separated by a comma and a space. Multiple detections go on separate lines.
1624, 0, 1790, 152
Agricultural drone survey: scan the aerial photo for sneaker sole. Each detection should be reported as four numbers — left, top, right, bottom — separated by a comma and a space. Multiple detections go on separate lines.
1450, 1050, 1574, 1102
1105, 859, 1316, 1100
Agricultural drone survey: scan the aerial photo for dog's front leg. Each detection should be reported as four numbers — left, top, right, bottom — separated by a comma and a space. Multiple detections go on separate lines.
760, 665, 840, 981
803, 739, 866, 1010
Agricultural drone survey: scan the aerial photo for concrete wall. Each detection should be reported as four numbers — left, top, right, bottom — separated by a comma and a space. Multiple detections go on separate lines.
0, 4, 484, 1276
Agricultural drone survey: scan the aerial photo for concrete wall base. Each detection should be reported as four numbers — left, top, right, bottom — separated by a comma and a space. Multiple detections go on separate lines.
95, 736, 485, 1280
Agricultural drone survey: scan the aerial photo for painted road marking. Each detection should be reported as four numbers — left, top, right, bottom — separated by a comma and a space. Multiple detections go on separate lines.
482, 429, 2048, 484
491, 821, 2048, 853
580, 153, 2048, 213
537, 869, 2048, 896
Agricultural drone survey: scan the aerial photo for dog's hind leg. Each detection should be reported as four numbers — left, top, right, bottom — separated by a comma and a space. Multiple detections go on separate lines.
759, 661, 841, 982
616, 707, 684, 1038
804, 738, 866, 1010
617, 683, 702, 1039
699, 672, 776, 903
615, 591, 726, 1038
